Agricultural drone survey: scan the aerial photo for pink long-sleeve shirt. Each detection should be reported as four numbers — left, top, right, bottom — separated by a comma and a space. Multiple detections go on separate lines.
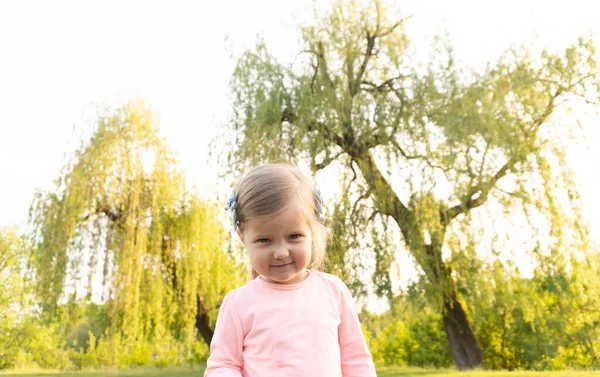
204, 270, 376, 377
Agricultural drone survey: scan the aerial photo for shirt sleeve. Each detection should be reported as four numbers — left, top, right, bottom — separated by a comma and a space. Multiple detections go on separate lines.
337, 280, 377, 377
204, 291, 244, 377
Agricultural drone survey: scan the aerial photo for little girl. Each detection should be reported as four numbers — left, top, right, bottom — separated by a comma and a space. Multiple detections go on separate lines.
204, 164, 376, 377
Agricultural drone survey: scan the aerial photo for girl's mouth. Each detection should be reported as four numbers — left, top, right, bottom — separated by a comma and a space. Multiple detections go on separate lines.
272, 262, 293, 268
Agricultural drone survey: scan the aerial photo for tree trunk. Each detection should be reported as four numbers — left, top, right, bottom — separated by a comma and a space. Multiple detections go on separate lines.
196, 295, 214, 346
350, 153, 484, 369
442, 285, 483, 369
420, 243, 484, 370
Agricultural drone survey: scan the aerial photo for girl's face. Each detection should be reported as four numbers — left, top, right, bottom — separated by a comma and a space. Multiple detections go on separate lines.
237, 202, 312, 285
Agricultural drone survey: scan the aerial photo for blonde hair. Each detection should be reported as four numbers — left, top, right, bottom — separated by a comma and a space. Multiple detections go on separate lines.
235, 164, 328, 281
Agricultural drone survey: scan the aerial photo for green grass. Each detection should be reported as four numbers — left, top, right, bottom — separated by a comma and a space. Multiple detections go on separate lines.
2, 365, 600, 377
376, 366, 600, 377
0, 366, 202, 377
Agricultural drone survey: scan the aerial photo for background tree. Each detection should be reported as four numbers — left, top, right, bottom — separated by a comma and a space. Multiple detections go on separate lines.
0, 226, 29, 368
223, 0, 600, 369
362, 243, 600, 370
465, 247, 600, 369
28, 101, 243, 356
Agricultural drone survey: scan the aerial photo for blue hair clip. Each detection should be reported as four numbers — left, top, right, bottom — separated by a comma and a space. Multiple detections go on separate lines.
225, 189, 239, 230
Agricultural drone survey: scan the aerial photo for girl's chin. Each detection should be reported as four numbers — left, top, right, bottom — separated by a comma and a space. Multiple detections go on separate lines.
262, 269, 308, 285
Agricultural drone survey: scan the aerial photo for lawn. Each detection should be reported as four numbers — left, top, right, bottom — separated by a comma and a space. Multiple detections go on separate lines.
376, 366, 600, 376
2, 365, 600, 377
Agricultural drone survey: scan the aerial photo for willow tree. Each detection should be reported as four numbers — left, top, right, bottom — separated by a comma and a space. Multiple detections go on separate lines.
29, 101, 242, 352
224, 0, 600, 369
0, 226, 29, 368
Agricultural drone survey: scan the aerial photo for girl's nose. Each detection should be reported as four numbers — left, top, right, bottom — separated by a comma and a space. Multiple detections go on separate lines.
273, 246, 289, 259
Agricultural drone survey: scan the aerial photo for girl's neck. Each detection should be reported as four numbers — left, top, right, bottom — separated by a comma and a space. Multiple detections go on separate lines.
257, 269, 313, 289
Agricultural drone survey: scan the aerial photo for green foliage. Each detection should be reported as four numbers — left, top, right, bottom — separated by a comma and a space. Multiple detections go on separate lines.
452, 244, 600, 370
62, 332, 207, 369
3, 0, 599, 369
223, 0, 600, 367
225, 0, 600, 298
186, 341, 210, 364
27, 100, 244, 363
366, 246, 600, 370
365, 295, 453, 368
2, 300, 210, 370
403, 311, 452, 368
6, 319, 70, 369
0, 226, 35, 369
0, 102, 239, 371
371, 319, 410, 366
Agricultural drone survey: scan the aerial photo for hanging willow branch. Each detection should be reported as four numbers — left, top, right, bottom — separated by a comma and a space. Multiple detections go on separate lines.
28, 100, 243, 351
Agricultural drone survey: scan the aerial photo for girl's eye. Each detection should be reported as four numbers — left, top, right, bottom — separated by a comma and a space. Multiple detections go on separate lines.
257, 238, 270, 243
289, 234, 301, 240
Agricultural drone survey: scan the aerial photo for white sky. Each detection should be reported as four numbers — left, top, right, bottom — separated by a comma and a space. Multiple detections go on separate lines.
1, 1, 599, 270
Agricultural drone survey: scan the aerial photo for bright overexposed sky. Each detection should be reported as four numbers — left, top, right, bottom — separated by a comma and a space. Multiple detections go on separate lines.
1, 1, 599, 252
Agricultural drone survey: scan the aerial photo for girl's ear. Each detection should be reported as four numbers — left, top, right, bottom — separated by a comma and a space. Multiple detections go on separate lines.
236, 227, 245, 245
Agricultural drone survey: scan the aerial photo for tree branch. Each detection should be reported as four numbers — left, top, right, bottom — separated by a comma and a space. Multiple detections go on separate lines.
389, 138, 466, 183
348, 150, 417, 243
310, 61, 319, 91
83, 204, 120, 223
291, 49, 318, 69
376, 15, 413, 38
316, 41, 336, 89
315, 150, 346, 170
389, 138, 427, 160
442, 88, 563, 225
326, 120, 416, 241
443, 159, 515, 225
361, 75, 408, 93
352, 30, 376, 97
351, 191, 372, 221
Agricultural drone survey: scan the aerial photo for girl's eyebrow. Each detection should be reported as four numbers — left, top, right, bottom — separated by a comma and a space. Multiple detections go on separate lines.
287, 229, 307, 236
